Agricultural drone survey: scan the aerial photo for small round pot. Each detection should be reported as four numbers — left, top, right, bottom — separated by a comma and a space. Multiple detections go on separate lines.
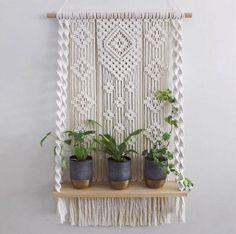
69, 156, 93, 189
144, 157, 167, 189
108, 156, 131, 190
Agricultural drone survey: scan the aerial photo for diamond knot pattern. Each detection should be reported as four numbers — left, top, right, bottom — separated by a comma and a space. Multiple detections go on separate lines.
145, 21, 167, 48
144, 59, 167, 81
71, 92, 95, 115
97, 19, 141, 80
115, 97, 125, 108
71, 59, 94, 81
71, 24, 93, 48
114, 123, 126, 134
144, 95, 163, 113
125, 110, 136, 120
103, 110, 114, 121
104, 82, 114, 94
104, 26, 134, 60
125, 81, 136, 93
145, 123, 163, 143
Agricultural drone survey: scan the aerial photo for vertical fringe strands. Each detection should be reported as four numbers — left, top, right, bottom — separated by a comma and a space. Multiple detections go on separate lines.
57, 12, 185, 20
55, 16, 70, 223
67, 197, 176, 227
171, 18, 186, 222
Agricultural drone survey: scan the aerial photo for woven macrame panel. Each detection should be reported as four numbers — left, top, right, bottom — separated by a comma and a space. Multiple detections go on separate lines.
55, 13, 186, 225
67, 18, 171, 182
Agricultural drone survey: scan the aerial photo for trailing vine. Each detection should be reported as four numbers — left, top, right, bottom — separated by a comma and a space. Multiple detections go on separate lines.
142, 89, 193, 191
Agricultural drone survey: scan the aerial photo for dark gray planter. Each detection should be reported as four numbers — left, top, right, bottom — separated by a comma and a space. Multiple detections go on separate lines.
69, 156, 93, 189
144, 157, 167, 188
108, 156, 131, 190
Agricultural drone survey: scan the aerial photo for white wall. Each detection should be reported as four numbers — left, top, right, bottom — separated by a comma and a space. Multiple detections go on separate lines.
0, 0, 236, 233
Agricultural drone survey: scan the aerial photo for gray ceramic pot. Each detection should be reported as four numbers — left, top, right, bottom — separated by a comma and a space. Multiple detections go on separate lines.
144, 157, 167, 188
69, 156, 93, 189
108, 156, 131, 190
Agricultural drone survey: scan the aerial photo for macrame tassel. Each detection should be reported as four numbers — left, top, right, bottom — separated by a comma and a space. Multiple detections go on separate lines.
57, 198, 68, 224
69, 198, 78, 225
55, 16, 70, 191
55, 15, 70, 225
67, 197, 177, 226
175, 197, 186, 223
171, 18, 185, 191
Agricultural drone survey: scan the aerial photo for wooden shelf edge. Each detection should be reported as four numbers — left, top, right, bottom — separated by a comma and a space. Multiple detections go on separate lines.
52, 181, 187, 198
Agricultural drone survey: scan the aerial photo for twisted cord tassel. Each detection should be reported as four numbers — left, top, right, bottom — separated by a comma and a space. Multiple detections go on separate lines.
172, 18, 186, 223
55, 17, 70, 192
172, 19, 184, 190
55, 16, 70, 224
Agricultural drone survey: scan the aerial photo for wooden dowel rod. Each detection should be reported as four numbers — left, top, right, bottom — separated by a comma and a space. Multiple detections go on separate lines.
46, 12, 192, 19
184, 12, 192, 18
47, 12, 57, 18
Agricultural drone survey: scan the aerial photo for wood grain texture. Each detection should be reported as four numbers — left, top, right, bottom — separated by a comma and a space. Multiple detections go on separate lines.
52, 181, 187, 198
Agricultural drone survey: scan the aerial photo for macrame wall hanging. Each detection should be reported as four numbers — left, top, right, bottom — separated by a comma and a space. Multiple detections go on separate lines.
47, 1, 192, 227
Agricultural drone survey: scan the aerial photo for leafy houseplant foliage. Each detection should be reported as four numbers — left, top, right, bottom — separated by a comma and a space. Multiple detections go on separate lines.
142, 89, 193, 191
40, 120, 100, 166
96, 129, 144, 162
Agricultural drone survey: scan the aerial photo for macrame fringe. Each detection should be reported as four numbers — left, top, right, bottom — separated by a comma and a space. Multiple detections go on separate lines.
57, 198, 68, 224
57, 197, 185, 226
57, 12, 184, 20
175, 196, 186, 223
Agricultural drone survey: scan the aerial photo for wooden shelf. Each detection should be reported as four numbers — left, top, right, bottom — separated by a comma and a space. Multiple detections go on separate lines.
53, 181, 187, 198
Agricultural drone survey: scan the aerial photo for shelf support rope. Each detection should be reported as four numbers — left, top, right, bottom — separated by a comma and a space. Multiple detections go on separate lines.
55, 14, 70, 224
172, 15, 186, 222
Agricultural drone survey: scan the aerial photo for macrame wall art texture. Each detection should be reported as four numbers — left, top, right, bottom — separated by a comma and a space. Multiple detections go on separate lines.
55, 12, 185, 226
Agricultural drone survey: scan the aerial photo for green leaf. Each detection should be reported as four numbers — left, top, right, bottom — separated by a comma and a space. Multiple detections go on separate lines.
64, 139, 72, 145
155, 89, 176, 104
162, 132, 171, 141
118, 142, 127, 155
168, 163, 176, 172
180, 176, 194, 191
102, 134, 117, 145
125, 149, 138, 155
99, 134, 118, 156
63, 130, 73, 135
40, 132, 51, 147
170, 119, 178, 128
166, 151, 174, 160
61, 158, 67, 169
124, 128, 144, 143
172, 106, 178, 115
93, 138, 102, 145
74, 146, 88, 158
103, 147, 116, 156
83, 130, 96, 136
64, 131, 82, 140
85, 119, 102, 127
164, 116, 172, 124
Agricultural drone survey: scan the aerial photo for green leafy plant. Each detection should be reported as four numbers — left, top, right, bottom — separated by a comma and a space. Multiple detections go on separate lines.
95, 129, 144, 162
142, 89, 193, 191
40, 120, 100, 166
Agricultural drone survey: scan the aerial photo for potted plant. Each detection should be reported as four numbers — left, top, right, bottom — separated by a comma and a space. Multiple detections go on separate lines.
40, 120, 100, 189
95, 129, 144, 190
142, 89, 193, 191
